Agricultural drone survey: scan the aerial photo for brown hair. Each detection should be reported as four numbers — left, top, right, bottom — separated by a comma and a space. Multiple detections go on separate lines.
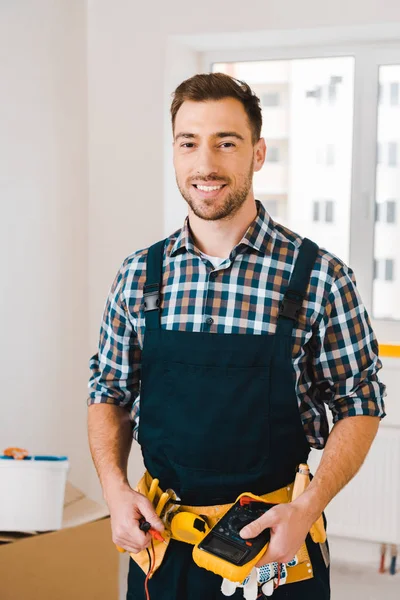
170, 72, 262, 145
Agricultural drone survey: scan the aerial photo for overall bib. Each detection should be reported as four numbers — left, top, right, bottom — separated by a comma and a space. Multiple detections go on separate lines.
127, 238, 330, 599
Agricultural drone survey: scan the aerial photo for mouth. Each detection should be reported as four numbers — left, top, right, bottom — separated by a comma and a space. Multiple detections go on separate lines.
192, 183, 227, 198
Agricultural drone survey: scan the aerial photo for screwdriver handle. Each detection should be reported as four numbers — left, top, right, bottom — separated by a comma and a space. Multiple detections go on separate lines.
292, 464, 327, 544
292, 464, 309, 501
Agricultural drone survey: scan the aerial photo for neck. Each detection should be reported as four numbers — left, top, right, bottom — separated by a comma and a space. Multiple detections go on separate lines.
188, 197, 258, 258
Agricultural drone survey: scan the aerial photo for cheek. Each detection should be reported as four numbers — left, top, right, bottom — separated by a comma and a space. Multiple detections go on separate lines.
174, 157, 192, 179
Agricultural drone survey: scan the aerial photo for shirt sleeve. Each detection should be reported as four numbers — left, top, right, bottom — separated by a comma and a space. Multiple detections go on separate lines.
311, 264, 386, 423
87, 260, 141, 418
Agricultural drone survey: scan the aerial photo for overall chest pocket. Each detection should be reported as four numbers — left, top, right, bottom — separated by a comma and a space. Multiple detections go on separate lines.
162, 361, 271, 472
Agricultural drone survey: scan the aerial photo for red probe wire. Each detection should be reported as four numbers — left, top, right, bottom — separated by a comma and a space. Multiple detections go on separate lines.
144, 539, 156, 600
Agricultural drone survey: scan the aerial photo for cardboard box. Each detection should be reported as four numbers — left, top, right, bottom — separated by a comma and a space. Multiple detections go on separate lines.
0, 482, 119, 600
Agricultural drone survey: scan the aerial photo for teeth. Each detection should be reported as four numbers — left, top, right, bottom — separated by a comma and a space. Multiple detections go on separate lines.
196, 185, 224, 192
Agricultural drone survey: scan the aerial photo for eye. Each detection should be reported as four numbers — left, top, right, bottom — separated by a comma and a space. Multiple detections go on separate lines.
220, 142, 235, 148
180, 143, 195, 148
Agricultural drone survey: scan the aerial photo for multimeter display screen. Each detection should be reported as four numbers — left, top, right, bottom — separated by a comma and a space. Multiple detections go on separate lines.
205, 535, 247, 563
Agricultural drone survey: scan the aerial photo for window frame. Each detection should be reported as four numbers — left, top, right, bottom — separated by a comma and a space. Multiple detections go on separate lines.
201, 44, 400, 341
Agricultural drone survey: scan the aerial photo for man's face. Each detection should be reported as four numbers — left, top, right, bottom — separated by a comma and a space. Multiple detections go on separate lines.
173, 98, 266, 221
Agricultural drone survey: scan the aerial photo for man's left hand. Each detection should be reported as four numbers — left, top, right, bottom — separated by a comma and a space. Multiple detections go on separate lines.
239, 501, 316, 566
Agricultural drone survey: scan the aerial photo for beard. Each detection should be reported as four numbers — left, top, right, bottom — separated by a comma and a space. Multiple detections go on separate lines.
176, 157, 254, 222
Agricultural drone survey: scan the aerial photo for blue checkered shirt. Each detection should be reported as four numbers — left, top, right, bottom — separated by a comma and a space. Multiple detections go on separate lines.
88, 200, 386, 448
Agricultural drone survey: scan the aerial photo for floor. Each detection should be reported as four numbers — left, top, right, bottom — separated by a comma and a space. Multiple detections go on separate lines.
119, 555, 400, 599
331, 561, 399, 599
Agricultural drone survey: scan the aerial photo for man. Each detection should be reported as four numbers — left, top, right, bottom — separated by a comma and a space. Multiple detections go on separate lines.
87, 73, 386, 599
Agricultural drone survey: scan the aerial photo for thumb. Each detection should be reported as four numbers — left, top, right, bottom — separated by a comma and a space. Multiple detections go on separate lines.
239, 508, 278, 539
139, 500, 165, 531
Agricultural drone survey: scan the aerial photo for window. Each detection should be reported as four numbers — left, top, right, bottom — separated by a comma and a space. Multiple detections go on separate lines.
313, 201, 320, 222
373, 64, 400, 321
213, 58, 352, 258
306, 86, 322, 101
312, 199, 335, 223
387, 200, 397, 224
388, 142, 398, 166
376, 200, 397, 224
390, 82, 399, 106
266, 146, 280, 163
262, 92, 280, 107
205, 45, 400, 330
374, 259, 395, 282
328, 83, 337, 104
325, 200, 334, 223
385, 259, 395, 281
264, 200, 278, 216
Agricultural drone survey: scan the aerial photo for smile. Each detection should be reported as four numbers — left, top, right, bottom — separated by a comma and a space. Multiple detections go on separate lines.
194, 184, 226, 191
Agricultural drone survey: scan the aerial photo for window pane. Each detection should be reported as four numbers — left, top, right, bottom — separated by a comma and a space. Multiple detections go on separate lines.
378, 83, 383, 105
262, 92, 280, 107
313, 200, 320, 222
387, 200, 397, 224
266, 146, 280, 162
390, 82, 399, 106
388, 142, 398, 166
373, 65, 400, 319
213, 58, 354, 262
264, 199, 278, 217
385, 259, 394, 282
325, 200, 334, 223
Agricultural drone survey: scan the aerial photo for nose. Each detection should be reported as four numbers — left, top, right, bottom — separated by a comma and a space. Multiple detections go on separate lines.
194, 145, 220, 178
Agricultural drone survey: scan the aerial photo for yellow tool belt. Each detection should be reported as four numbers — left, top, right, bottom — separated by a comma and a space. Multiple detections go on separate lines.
130, 471, 315, 585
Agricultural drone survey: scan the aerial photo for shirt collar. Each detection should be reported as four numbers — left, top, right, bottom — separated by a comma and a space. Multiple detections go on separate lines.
169, 200, 275, 258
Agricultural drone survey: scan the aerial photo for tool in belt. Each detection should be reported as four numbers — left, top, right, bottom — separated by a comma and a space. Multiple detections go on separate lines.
116, 464, 328, 598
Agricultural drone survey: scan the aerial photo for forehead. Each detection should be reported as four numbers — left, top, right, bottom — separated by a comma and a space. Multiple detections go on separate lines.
174, 98, 251, 138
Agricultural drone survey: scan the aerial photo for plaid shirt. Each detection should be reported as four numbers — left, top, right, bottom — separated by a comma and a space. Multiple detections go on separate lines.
88, 200, 386, 448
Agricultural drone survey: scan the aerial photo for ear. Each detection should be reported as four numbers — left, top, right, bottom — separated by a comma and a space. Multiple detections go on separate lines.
253, 138, 267, 172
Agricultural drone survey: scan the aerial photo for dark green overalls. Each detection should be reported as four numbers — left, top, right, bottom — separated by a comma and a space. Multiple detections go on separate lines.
127, 237, 330, 599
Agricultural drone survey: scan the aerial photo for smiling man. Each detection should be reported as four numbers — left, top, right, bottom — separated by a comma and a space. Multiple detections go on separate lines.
87, 73, 386, 599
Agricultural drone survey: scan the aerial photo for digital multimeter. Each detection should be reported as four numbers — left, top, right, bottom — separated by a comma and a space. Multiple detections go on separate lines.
192, 492, 275, 583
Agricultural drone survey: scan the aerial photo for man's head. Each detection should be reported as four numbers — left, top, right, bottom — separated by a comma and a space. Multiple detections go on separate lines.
171, 73, 266, 222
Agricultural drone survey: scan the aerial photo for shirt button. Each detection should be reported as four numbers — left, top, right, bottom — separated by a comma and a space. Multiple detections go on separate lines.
210, 271, 218, 279
205, 317, 214, 325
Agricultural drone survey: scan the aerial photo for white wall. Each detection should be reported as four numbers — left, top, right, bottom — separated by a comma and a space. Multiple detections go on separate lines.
0, 1, 89, 491
2, 0, 400, 508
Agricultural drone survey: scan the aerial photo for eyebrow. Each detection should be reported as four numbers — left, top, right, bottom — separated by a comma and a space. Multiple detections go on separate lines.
174, 131, 245, 142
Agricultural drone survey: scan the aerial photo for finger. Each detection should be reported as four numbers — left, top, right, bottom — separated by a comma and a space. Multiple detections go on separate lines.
239, 509, 278, 539
117, 537, 151, 553
114, 538, 143, 554
138, 500, 165, 531
260, 542, 277, 564
116, 529, 151, 551
261, 532, 293, 564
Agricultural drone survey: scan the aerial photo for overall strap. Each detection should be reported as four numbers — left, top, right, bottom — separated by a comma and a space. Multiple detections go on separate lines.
143, 239, 166, 330
275, 238, 319, 337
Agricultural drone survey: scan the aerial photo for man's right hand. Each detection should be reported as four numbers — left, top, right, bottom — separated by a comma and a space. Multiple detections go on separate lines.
106, 484, 165, 554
